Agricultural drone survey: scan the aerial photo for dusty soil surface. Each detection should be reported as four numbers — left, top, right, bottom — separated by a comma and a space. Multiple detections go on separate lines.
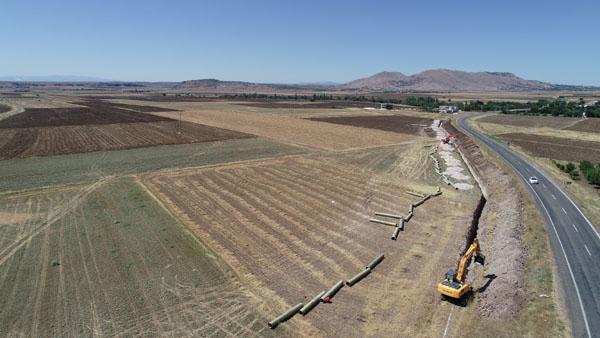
443, 120, 528, 319
0, 211, 36, 225
308, 115, 434, 136
0, 100, 177, 128
0, 103, 10, 114
564, 117, 600, 133
151, 109, 423, 151
0, 179, 272, 337
142, 157, 476, 337
477, 114, 581, 129
233, 100, 381, 109
0, 121, 254, 160
498, 132, 600, 163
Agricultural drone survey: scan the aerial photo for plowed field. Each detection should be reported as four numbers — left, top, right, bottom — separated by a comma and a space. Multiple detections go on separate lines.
0, 121, 254, 160
309, 115, 434, 136
142, 157, 474, 337
564, 117, 600, 133
498, 132, 600, 162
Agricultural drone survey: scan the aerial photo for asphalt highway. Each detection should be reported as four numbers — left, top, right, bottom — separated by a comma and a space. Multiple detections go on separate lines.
457, 113, 600, 338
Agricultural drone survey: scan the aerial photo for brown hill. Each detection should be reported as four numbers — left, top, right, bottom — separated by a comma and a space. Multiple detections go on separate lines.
339, 69, 559, 92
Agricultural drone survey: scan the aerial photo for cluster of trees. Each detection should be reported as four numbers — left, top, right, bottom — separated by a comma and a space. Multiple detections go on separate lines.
579, 160, 600, 185
554, 160, 581, 181
216, 93, 600, 117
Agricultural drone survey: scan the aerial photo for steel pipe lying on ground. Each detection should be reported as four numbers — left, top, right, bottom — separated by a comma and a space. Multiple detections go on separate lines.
322, 280, 344, 302
366, 253, 385, 270
414, 199, 425, 207
300, 291, 326, 315
398, 217, 405, 230
405, 212, 414, 222
423, 194, 432, 201
269, 303, 303, 329
406, 191, 425, 198
409, 204, 414, 213
433, 191, 442, 197
391, 226, 401, 240
346, 268, 372, 286
369, 218, 396, 227
375, 212, 403, 219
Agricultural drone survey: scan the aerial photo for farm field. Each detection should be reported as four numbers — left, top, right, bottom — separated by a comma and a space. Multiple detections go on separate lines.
308, 115, 434, 136
142, 156, 480, 337
564, 117, 600, 133
497, 133, 600, 163
0, 121, 254, 159
0, 137, 306, 193
476, 114, 581, 129
0, 178, 272, 337
0, 103, 10, 114
149, 108, 426, 150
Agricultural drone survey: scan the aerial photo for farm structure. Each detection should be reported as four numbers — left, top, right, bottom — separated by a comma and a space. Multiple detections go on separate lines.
142, 157, 477, 337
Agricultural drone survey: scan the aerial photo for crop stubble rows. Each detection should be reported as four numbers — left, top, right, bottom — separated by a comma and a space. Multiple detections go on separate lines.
143, 157, 473, 337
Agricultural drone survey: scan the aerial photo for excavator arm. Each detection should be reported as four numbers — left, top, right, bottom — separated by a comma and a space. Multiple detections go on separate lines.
438, 238, 485, 300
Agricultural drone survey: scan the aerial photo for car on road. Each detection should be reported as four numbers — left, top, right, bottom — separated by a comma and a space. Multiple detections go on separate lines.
529, 177, 539, 184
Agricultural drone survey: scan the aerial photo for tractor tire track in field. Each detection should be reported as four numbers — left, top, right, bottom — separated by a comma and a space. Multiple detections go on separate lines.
142, 156, 476, 337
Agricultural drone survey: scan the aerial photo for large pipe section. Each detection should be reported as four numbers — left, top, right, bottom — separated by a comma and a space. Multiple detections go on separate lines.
268, 303, 303, 329
299, 291, 325, 315
406, 191, 425, 198
366, 253, 385, 270
391, 226, 401, 240
413, 199, 425, 207
375, 212, 403, 219
398, 217, 405, 230
405, 212, 414, 222
346, 268, 371, 286
369, 218, 396, 227
322, 280, 344, 302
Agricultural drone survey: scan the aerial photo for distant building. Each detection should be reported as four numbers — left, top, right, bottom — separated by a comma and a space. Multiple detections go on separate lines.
380, 103, 394, 110
438, 105, 459, 113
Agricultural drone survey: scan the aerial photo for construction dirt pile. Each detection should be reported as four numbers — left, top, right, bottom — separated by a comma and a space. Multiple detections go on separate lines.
443, 119, 528, 320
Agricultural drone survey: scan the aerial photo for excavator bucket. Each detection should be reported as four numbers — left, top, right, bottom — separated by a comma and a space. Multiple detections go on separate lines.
474, 253, 485, 266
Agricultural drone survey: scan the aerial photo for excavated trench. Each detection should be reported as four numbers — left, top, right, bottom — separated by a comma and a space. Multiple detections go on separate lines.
463, 195, 486, 255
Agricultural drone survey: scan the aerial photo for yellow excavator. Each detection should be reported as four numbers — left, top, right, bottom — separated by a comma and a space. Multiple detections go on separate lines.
438, 238, 485, 302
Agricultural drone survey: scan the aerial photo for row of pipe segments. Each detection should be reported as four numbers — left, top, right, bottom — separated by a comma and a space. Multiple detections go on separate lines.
429, 146, 458, 190
268, 254, 384, 329
369, 186, 442, 240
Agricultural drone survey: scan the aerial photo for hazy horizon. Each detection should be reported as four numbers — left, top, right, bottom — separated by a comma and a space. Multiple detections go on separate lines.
2, 0, 599, 85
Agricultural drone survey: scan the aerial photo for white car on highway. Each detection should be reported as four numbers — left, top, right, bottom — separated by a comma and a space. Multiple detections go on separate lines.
529, 177, 539, 184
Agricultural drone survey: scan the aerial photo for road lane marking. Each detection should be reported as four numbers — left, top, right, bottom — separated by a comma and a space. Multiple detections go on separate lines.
459, 115, 592, 338
584, 245, 591, 257
552, 194, 557, 200
573, 224, 579, 232
542, 183, 547, 188
562, 208, 567, 215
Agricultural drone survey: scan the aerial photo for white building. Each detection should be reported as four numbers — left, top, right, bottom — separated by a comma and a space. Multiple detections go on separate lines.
438, 105, 459, 114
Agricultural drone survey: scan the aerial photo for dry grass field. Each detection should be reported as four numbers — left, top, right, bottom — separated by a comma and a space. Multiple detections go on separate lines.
476, 114, 581, 129
142, 157, 477, 337
0, 178, 272, 337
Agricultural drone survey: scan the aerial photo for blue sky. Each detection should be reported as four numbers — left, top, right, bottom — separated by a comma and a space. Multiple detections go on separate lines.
1, 0, 599, 85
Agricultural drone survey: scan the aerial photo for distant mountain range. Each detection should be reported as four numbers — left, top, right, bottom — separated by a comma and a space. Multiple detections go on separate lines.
0, 75, 115, 82
1, 70, 598, 92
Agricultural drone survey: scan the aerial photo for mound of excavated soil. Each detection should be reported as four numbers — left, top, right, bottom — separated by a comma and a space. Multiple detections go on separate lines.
443, 119, 528, 319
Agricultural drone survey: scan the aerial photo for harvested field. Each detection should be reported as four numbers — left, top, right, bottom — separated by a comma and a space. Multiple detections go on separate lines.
0, 100, 177, 128
142, 157, 476, 337
0, 121, 254, 160
0, 179, 272, 337
309, 115, 434, 136
233, 100, 381, 109
152, 109, 424, 151
0, 103, 10, 114
498, 132, 600, 163
0, 138, 305, 193
477, 114, 580, 129
564, 117, 600, 133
